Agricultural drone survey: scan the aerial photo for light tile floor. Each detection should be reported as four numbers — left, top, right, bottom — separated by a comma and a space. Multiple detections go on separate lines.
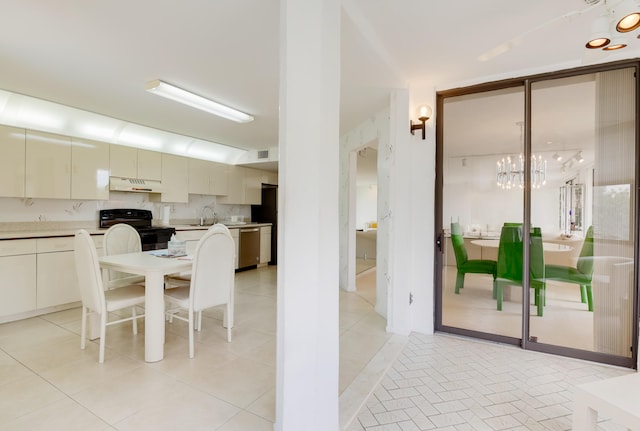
0, 265, 392, 430
346, 332, 635, 431
2, 263, 635, 430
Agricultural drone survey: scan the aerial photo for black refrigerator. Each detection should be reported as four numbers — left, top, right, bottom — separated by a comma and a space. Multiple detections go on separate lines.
251, 183, 278, 265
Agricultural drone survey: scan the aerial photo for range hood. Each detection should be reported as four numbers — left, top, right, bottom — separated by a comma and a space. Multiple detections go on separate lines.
109, 177, 163, 193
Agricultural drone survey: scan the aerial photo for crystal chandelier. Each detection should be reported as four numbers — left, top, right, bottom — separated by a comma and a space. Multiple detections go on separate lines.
495, 122, 547, 190
496, 153, 547, 189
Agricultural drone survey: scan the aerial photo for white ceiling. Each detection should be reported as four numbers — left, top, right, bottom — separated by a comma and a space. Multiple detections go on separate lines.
1, 0, 640, 167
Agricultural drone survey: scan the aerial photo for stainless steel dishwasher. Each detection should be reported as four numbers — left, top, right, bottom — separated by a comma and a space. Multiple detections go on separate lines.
238, 227, 260, 269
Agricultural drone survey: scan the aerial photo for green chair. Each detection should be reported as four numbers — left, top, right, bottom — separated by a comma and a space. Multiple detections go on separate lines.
545, 226, 594, 311
450, 222, 497, 295
496, 225, 546, 316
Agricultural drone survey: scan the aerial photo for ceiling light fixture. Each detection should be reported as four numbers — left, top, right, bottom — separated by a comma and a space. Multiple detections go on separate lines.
614, 0, 640, 31
145, 80, 254, 123
410, 104, 432, 140
585, 0, 640, 51
553, 153, 563, 161
575, 151, 585, 163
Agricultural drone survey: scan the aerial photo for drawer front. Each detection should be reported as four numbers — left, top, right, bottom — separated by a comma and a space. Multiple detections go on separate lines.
91, 234, 104, 249
37, 236, 75, 253
176, 230, 205, 241
0, 239, 37, 257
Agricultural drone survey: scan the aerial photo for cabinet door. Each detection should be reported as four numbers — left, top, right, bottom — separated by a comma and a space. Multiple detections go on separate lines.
37, 250, 80, 308
71, 138, 110, 200
210, 162, 229, 195
219, 165, 245, 204
244, 168, 262, 205
175, 230, 206, 255
137, 149, 162, 180
0, 125, 26, 198
160, 154, 189, 203
188, 158, 211, 195
260, 226, 272, 264
110, 145, 137, 178
25, 131, 71, 199
0, 239, 37, 317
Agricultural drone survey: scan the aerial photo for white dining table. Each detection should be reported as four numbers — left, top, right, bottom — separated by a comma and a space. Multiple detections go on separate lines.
98, 251, 192, 362
470, 238, 572, 251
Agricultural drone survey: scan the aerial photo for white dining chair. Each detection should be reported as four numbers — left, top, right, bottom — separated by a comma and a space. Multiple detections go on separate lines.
165, 224, 235, 358
103, 223, 145, 289
74, 229, 146, 363
164, 223, 228, 289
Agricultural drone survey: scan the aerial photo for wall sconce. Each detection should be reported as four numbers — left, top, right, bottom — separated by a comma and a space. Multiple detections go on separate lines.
410, 105, 432, 140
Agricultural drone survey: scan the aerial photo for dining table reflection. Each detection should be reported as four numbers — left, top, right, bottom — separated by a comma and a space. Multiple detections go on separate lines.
470, 238, 573, 262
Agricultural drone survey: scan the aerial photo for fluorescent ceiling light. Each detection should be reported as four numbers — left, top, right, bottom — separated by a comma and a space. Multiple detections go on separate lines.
146, 80, 253, 123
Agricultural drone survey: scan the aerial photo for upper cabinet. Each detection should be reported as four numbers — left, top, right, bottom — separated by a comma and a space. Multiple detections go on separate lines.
0, 125, 26, 198
71, 138, 110, 200
110, 145, 162, 181
218, 166, 263, 205
25, 131, 71, 199
244, 167, 262, 205
159, 154, 189, 203
188, 159, 229, 196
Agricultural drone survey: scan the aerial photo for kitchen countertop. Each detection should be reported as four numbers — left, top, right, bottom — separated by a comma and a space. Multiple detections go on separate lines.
0, 221, 272, 240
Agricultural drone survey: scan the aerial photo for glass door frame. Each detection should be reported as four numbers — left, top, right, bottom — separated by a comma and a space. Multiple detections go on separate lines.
434, 59, 640, 369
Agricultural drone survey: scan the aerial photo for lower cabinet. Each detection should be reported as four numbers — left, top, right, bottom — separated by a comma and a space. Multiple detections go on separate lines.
260, 226, 272, 264
0, 240, 37, 317
36, 237, 80, 308
176, 228, 240, 270
0, 235, 103, 322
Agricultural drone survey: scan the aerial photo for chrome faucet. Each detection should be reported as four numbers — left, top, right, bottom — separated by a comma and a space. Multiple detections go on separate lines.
200, 206, 216, 226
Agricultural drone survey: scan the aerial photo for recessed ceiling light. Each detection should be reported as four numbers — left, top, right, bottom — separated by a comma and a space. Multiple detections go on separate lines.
146, 80, 253, 123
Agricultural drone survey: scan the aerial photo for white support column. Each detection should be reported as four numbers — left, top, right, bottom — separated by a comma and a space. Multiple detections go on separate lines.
275, 1, 341, 430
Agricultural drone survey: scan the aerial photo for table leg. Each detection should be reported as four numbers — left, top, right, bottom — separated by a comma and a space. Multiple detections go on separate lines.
145, 271, 165, 362
572, 401, 598, 431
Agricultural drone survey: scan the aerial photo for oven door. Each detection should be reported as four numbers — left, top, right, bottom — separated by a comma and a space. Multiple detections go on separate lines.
139, 232, 160, 251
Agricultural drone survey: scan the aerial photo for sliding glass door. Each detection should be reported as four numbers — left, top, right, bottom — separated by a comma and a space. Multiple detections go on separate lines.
436, 63, 638, 367
440, 86, 524, 342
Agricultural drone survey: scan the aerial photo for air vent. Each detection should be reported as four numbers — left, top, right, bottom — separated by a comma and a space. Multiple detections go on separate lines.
257, 150, 269, 159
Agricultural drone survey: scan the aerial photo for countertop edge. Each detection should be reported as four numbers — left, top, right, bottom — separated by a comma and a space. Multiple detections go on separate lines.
0, 223, 273, 240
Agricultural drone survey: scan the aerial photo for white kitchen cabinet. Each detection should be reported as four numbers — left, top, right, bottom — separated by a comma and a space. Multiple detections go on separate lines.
110, 145, 137, 178
110, 145, 162, 180
137, 149, 162, 180
260, 226, 272, 264
36, 237, 80, 309
25, 131, 71, 199
261, 170, 278, 186
218, 165, 246, 204
159, 154, 189, 203
71, 138, 110, 200
0, 239, 37, 318
210, 162, 229, 196
0, 125, 26, 198
175, 229, 205, 255
188, 158, 211, 195
244, 167, 262, 205
188, 159, 228, 196
218, 166, 264, 205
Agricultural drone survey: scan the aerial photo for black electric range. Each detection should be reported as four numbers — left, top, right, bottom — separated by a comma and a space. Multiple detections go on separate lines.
99, 209, 175, 251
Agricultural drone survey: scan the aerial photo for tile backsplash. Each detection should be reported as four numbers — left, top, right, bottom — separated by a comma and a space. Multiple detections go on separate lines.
0, 192, 251, 226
